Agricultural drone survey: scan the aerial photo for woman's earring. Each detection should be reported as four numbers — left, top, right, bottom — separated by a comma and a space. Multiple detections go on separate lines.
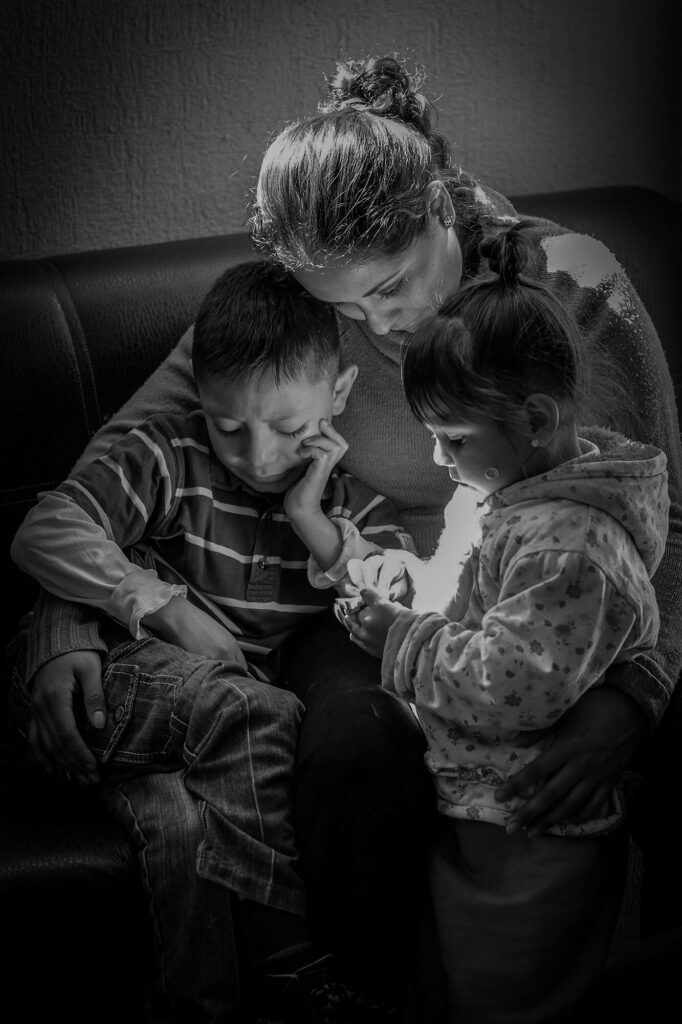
442, 215, 454, 227
484, 466, 499, 480
531, 439, 540, 448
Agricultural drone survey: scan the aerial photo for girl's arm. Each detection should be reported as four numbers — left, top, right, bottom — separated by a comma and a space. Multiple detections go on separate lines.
382, 550, 656, 732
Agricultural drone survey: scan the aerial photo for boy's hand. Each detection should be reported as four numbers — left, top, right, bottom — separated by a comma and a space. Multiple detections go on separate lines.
344, 586, 402, 658
284, 419, 348, 520
142, 596, 248, 669
347, 550, 424, 604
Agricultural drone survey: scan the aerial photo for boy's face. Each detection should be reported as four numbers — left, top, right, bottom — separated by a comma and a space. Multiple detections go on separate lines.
197, 365, 355, 494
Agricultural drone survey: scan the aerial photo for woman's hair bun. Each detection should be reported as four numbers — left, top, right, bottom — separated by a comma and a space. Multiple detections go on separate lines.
322, 54, 432, 137
478, 222, 531, 285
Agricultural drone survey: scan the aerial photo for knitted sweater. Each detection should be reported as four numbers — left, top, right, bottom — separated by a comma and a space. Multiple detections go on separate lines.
26, 182, 682, 723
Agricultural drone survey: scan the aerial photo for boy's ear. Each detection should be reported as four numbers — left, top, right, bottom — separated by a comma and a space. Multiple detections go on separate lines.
522, 393, 560, 445
331, 364, 358, 415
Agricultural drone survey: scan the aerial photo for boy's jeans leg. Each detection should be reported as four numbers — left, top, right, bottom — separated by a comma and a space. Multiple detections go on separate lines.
93, 636, 306, 915
88, 636, 306, 1020
104, 770, 243, 1024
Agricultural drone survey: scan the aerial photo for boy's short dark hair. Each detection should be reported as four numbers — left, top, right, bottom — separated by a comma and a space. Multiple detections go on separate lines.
192, 260, 339, 386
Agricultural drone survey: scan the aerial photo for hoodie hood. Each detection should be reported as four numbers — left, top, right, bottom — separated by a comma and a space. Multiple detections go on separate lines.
488, 426, 669, 575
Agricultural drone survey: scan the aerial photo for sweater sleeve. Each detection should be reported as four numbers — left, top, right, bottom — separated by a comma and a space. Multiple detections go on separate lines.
541, 230, 682, 724
11, 491, 185, 639
20, 329, 199, 671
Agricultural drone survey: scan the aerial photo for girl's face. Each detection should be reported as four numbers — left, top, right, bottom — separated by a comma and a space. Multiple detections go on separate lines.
428, 411, 531, 497
292, 215, 463, 336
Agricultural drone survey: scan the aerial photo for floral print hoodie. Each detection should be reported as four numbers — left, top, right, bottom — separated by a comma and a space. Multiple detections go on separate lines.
381, 427, 669, 836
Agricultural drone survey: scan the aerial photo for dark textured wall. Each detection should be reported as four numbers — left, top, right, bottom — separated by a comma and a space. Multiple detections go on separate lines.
2, 0, 679, 259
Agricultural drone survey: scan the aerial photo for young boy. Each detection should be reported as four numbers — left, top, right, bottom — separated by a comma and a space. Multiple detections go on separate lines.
10, 261, 414, 1024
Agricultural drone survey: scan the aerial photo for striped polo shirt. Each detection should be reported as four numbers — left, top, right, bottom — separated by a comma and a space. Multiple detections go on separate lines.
56, 410, 412, 680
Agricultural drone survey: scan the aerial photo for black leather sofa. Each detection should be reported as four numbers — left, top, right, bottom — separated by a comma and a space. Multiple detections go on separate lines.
1, 187, 680, 1022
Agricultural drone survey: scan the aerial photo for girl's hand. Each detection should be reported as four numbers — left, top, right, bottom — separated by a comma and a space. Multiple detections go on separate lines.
142, 596, 248, 669
284, 419, 348, 520
345, 586, 402, 658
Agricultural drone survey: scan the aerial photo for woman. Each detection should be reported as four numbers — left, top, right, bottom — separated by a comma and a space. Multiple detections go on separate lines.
15, 54, 682, 1018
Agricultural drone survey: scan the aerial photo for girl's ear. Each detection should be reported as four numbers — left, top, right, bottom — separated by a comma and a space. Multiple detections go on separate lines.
332, 364, 358, 415
427, 181, 456, 229
523, 393, 560, 445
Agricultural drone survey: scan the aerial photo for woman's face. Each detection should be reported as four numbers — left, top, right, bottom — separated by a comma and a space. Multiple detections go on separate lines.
292, 216, 463, 336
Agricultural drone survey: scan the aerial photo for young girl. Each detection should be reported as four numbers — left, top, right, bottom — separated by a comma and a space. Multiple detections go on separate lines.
344, 222, 670, 1023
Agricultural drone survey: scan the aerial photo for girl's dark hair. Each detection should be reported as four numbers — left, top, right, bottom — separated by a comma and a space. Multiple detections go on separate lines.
192, 261, 339, 386
402, 221, 589, 431
248, 54, 483, 271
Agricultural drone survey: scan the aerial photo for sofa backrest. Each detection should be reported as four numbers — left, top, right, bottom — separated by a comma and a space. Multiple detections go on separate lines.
1, 186, 680, 659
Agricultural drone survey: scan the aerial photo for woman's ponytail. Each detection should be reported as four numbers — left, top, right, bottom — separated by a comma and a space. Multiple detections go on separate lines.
320, 55, 450, 168
322, 56, 433, 138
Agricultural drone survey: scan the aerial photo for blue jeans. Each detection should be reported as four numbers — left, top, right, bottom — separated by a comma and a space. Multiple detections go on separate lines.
91, 632, 305, 914
10, 622, 305, 1023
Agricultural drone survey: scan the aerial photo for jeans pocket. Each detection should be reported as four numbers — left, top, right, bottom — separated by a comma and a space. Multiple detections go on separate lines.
92, 638, 182, 768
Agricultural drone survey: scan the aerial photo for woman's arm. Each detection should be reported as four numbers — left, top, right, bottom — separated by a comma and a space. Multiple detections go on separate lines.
499, 231, 682, 829
548, 232, 682, 712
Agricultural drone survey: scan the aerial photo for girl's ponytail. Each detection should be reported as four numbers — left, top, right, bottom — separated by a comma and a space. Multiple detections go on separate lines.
478, 222, 531, 286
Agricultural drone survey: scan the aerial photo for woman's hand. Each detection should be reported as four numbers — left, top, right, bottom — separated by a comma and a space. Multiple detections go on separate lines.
344, 586, 403, 659
496, 686, 648, 835
142, 595, 247, 668
29, 650, 105, 783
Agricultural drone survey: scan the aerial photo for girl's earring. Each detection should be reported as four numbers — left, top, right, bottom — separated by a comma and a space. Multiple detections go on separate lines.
484, 466, 499, 480
442, 215, 454, 227
531, 439, 541, 448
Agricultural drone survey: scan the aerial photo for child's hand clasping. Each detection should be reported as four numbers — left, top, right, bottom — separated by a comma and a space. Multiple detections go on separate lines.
345, 585, 402, 658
